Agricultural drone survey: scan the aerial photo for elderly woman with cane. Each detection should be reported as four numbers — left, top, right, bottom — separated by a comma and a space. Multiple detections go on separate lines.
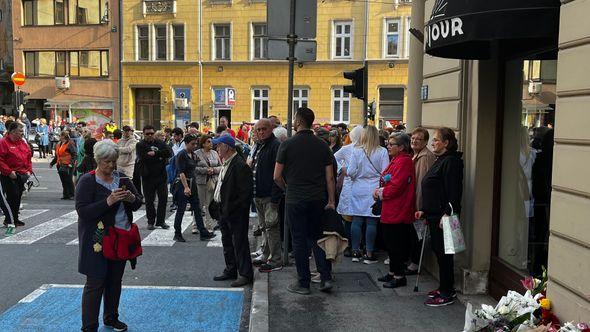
76, 140, 143, 332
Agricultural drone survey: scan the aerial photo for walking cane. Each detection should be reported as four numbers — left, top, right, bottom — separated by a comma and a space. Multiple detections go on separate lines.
413, 223, 429, 292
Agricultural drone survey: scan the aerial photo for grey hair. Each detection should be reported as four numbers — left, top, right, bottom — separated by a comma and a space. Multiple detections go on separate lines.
93, 140, 119, 162
273, 126, 288, 142
391, 132, 411, 152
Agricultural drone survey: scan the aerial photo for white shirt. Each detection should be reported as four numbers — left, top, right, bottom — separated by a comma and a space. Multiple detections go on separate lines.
213, 151, 237, 203
344, 146, 389, 217
172, 141, 184, 156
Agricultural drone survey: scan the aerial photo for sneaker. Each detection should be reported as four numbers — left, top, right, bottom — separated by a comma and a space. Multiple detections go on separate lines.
252, 255, 266, 266
191, 223, 198, 234
287, 282, 310, 295
425, 295, 455, 307
319, 280, 333, 293
249, 212, 258, 218
384, 258, 390, 265
363, 255, 379, 265
173, 234, 186, 242
14, 220, 25, 227
259, 263, 283, 273
200, 232, 216, 241
104, 319, 128, 332
351, 250, 362, 262
377, 274, 394, 282
156, 222, 170, 229
311, 273, 321, 284
250, 249, 263, 258
428, 289, 457, 299
147, 224, 155, 230
383, 277, 407, 289
231, 276, 252, 287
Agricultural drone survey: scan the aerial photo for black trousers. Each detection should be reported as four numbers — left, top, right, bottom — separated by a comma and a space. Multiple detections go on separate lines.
0, 175, 23, 223
219, 214, 253, 280
286, 200, 332, 288
428, 219, 455, 296
142, 177, 167, 226
81, 260, 126, 332
57, 166, 75, 198
408, 223, 422, 265
381, 223, 411, 276
132, 165, 142, 195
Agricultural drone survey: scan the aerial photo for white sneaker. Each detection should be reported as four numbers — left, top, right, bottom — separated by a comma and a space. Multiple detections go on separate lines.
384, 258, 390, 265
251, 249, 263, 258
249, 212, 258, 218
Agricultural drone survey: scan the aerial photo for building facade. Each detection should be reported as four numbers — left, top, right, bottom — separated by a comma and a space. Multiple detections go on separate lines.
408, 0, 589, 322
11, 0, 120, 131
122, 0, 412, 130
0, 0, 14, 114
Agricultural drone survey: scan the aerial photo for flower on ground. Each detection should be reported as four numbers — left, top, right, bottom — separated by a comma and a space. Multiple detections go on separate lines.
540, 298, 551, 310
522, 276, 535, 290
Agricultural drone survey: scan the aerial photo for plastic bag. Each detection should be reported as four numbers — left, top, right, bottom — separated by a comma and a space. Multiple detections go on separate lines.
442, 203, 466, 254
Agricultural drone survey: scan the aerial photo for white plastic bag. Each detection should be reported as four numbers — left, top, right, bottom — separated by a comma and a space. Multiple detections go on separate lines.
442, 203, 466, 254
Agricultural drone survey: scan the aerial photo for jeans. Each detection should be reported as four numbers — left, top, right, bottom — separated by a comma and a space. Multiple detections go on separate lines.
254, 197, 282, 265
142, 177, 167, 225
351, 216, 378, 253
81, 260, 126, 332
286, 200, 332, 288
57, 165, 75, 198
173, 181, 206, 235
429, 218, 455, 296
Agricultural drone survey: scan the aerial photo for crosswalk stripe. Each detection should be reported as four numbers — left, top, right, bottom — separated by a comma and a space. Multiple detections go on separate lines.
206, 230, 223, 247
141, 212, 193, 247
19, 209, 49, 220
0, 211, 78, 244
65, 211, 147, 246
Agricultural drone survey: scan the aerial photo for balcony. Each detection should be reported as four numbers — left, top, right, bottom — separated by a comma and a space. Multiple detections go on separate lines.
142, 0, 177, 18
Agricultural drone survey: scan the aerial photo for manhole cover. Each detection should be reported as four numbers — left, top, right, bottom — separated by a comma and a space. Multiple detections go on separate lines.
331, 272, 380, 293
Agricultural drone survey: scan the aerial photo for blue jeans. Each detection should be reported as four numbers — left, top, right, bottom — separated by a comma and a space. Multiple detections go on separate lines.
286, 200, 332, 288
351, 216, 378, 253
173, 181, 206, 235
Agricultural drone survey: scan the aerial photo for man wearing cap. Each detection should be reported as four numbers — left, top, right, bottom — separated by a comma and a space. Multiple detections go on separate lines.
117, 126, 138, 178
212, 135, 254, 287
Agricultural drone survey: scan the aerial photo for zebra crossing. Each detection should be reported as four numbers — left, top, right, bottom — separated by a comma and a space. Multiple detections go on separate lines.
1, 209, 223, 247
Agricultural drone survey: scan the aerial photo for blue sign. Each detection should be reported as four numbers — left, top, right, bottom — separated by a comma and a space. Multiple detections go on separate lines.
214, 88, 226, 106
174, 88, 191, 100
420, 85, 429, 101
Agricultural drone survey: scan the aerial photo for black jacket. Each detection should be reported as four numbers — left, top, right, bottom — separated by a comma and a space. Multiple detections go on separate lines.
220, 153, 253, 222
253, 134, 282, 202
135, 139, 172, 181
421, 151, 464, 221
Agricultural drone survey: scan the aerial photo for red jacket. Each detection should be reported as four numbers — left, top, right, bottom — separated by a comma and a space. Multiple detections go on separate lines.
379, 152, 416, 224
0, 136, 33, 176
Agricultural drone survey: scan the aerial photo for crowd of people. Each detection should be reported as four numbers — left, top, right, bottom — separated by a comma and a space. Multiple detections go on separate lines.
1, 109, 464, 332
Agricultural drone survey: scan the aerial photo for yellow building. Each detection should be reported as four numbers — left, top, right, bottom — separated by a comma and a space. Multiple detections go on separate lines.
122, 0, 412, 130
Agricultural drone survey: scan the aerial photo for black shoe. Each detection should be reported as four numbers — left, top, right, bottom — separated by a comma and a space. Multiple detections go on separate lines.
147, 224, 155, 230
377, 274, 394, 282
231, 276, 252, 287
343, 247, 352, 257
213, 273, 237, 281
104, 319, 128, 332
253, 228, 263, 237
319, 280, 333, 293
383, 277, 407, 289
200, 232, 216, 241
404, 268, 418, 276
156, 222, 170, 229
14, 220, 25, 227
173, 234, 186, 242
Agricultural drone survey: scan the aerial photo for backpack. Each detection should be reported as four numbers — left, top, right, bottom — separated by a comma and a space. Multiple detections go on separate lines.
166, 153, 178, 184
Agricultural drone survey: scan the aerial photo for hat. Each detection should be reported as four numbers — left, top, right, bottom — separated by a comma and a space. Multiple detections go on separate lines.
122, 125, 133, 132
212, 134, 235, 148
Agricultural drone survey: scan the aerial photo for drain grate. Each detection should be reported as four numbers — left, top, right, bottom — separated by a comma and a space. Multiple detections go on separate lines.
331, 272, 380, 293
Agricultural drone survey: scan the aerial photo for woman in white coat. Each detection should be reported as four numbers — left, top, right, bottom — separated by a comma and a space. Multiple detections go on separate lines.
345, 126, 389, 264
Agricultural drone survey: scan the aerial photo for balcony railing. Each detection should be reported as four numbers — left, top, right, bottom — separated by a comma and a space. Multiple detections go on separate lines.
142, 0, 177, 17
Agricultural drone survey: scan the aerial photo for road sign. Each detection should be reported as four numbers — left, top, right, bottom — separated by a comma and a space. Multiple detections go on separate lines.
267, 0, 317, 39
268, 39, 317, 61
11, 72, 26, 86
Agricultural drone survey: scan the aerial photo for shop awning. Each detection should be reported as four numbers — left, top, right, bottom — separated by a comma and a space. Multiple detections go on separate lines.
424, 0, 561, 60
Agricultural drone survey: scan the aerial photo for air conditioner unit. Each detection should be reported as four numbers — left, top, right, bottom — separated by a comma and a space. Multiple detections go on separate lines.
175, 98, 189, 108
55, 76, 70, 89
528, 81, 542, 94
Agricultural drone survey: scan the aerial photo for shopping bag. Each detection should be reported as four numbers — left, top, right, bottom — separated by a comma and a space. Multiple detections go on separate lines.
441, 203, 466, 254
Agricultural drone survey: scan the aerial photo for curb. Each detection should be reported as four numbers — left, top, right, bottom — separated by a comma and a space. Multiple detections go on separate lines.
249, 269, 269, 332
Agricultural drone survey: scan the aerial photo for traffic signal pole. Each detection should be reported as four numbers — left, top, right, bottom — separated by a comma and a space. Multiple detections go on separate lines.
363, 61, 368, 126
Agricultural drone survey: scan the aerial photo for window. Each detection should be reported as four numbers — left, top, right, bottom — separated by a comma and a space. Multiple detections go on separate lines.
54, 0, 65, 24
379, 87, 404, 121
214, 24, 231, 60
23, 0, 53, 25
23, 0, 104, 25
293, 88, 308, 111
76, 0, 100, 24
252, 88, 269, 120
173, 24, 185, 61
137, 25, 149, 60
252, 23, 267, 60
333, 21, 352, 59
332, 88, 350, 123
384, 19, 400, 58
24, 50, 108, 77
405, 17, 411, 58
155, 25, 167, 60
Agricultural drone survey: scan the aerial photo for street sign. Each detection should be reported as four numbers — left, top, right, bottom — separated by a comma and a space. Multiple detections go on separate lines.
267, 39, 317, 61
421, 85, 429, 101
226, 88, 235, 106
11, 72, 26, 86
267, 0, 317, 39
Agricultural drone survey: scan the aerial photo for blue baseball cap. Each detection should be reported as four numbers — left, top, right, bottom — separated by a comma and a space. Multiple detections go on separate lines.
212, 134, 236, 148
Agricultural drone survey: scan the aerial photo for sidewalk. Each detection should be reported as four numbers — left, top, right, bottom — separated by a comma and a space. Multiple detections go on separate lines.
265, 254, 467, 332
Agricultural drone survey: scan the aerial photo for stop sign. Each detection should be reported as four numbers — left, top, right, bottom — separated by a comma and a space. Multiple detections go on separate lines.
11, 72, 26, 86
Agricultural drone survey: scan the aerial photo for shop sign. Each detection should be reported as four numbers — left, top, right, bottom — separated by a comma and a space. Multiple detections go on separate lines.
213, 88, 235, 108
425, 17, 464, 49
227, 88, 235, 106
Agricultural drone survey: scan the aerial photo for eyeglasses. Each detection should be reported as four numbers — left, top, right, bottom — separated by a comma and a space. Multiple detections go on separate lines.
387, 142, 399, 147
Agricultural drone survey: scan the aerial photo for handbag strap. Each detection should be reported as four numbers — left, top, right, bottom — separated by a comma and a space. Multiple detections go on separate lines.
363, 149, 382, 179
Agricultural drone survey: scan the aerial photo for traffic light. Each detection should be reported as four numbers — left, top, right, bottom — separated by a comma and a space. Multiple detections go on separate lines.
343, 67, 365, 100
367, 101, 376, 122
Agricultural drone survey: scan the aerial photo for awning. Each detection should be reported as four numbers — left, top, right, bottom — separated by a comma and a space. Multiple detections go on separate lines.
424, 0, 561, 60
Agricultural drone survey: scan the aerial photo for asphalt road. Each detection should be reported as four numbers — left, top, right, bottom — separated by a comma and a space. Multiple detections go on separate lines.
0, 160, 251, 331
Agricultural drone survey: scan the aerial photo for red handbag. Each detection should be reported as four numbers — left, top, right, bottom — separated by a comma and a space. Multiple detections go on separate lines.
102, 223, 143, 261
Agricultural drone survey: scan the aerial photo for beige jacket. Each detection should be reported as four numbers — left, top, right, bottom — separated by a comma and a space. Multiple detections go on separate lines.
117, 136, 138, 177
413, 147, 436, 210
317, 232, 349, 263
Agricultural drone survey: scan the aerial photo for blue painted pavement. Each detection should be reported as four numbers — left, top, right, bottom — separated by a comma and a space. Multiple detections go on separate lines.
0, 285, 244, 332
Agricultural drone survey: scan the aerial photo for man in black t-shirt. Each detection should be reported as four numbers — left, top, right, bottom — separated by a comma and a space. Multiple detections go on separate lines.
274, 107, 336, 295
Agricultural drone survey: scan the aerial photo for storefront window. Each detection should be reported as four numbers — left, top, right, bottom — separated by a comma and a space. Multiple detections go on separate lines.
498, 60, 556, 276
